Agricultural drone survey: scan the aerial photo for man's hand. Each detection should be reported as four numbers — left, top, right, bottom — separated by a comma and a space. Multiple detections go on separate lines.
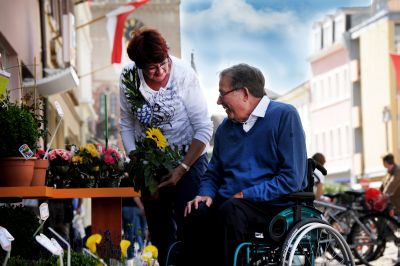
184, 195, 213, 217
233, 191, 244, 198
158, 165, 187, 188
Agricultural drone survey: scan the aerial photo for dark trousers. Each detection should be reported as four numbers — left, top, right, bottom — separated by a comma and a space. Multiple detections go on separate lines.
184, 197, 287, 266
143, 154, 208, 266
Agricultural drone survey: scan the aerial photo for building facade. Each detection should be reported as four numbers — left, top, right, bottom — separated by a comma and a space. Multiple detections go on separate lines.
0, 0, 96, 150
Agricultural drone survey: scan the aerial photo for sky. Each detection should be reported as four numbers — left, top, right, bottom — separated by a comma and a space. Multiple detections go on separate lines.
180, 0, 370, 115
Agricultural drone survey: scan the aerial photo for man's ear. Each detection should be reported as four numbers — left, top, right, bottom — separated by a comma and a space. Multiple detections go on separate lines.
242, 87, 250, 101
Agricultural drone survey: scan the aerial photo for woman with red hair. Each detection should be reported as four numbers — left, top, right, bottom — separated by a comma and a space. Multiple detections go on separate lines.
119, 27, 213, 264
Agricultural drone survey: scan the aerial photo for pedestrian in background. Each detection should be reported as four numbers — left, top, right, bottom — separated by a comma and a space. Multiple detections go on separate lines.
312, 152, 326, 200
381, 153, 400, 212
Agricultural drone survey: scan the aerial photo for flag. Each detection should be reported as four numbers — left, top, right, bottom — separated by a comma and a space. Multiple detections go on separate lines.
390, 53, 400, 94
106, 0, 149, 64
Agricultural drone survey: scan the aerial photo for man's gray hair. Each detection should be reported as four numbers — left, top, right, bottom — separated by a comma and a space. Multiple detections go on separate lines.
219, 63, 266, 98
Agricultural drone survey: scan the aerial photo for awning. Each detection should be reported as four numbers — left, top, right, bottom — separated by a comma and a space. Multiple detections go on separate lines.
23, 67, 79, 97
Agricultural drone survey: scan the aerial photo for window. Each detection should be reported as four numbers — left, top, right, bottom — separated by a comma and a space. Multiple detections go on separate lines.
395, 24, 400, 53
323, 19, 333, 48
98, 94, 104, 115
312, 23, 322, 52
110, 93, 117, 115
334, 16, 345, 43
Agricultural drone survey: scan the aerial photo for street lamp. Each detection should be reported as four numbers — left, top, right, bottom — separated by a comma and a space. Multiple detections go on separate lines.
382, 106, 392, 152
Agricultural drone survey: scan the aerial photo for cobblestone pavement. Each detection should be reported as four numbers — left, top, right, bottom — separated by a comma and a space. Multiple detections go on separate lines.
369, 242, 399, 266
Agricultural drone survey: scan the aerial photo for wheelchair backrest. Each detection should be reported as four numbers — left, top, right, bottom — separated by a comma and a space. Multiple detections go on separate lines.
304, 158, 327, 193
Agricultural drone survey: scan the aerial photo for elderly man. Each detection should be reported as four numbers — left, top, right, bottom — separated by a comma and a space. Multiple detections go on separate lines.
183, 63, 308, 266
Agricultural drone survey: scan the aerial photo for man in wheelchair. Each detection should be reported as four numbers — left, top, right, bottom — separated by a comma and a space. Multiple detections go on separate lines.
183, 63, 308, 266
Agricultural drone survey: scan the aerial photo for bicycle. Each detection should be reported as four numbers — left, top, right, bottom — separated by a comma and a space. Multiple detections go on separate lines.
315, 190, 400, 265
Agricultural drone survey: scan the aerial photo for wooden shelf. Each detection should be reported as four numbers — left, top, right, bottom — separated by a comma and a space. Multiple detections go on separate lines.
0, 186, 139, 199
53, 187, 139, 198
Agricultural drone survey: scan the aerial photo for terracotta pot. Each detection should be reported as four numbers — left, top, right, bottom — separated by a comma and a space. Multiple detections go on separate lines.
0, 157, 35, 186
31, 159, 48, 186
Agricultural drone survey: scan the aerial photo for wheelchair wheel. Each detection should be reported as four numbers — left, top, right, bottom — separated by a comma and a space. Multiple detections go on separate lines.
281, 218, 354, 266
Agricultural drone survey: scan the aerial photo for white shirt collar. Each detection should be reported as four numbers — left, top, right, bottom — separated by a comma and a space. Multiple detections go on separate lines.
247, 95, 270, 120
242, 96, 270, 132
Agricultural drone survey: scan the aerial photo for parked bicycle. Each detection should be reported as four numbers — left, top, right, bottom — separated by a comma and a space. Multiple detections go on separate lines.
315, 188, 400, 266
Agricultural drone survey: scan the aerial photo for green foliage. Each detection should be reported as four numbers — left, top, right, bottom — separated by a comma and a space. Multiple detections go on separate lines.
324, 182, 351, 194
0, 205, 41, 261
121, 67, 145, 110
6, 256, 31, 266
0, 93, 40, 157
6, 251, 98, 266
128, 137, 181, 195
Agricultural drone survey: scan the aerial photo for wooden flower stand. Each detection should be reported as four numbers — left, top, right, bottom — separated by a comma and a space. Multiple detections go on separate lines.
0, 186, 139, 254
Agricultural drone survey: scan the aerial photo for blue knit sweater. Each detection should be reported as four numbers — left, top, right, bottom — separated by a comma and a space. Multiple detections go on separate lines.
199, 101, 307, 205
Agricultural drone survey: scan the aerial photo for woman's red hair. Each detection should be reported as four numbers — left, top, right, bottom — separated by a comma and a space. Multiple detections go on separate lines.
127, 27, 169, 69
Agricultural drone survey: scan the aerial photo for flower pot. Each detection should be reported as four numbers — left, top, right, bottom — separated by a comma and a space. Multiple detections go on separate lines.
31, 159, 48, 186
0, 157, 35, 186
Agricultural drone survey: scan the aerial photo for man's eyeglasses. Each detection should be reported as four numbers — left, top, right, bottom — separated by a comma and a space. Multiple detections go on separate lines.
219, 88, 237, 98
145, 58, 170, 74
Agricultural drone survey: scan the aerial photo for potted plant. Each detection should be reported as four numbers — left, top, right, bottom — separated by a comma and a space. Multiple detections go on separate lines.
46, 149, 73, 188
22, 93, 49, 187
71, 144, 101, 188
31, 148, 48, 186
0, 93, 40, 186
98, 145, 124, 188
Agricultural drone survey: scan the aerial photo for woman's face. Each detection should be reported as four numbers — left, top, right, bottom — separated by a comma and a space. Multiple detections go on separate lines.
143, 57, 170, 82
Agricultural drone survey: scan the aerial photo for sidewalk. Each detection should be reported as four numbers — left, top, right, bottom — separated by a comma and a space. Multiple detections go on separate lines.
370, 242, 399, 266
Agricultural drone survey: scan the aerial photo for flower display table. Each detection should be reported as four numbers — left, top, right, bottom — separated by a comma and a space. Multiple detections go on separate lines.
0, 186, 139, 249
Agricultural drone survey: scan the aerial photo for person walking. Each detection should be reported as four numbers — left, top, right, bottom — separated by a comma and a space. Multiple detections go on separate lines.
381, 153, 400, 212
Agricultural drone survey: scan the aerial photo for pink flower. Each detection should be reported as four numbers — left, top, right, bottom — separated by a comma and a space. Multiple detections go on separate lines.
104, 154, 116, 165
35, 149, 46, 159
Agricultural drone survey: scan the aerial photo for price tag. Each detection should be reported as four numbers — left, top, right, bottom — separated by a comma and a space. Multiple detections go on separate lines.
19, 144, 34, 159
39, 203, 49, 221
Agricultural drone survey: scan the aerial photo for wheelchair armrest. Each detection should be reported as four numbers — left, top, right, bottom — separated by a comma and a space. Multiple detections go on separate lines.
282, 192, 315, 201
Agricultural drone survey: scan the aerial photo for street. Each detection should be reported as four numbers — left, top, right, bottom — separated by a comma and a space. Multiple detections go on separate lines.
370, 242, 399, 266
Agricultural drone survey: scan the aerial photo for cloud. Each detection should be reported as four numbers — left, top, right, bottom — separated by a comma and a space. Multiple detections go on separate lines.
180, 0, 329, 115
183, 0, 299, 35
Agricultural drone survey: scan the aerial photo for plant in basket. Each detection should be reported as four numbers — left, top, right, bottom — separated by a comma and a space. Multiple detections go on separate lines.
47, 149, 72, 188
127, 127, 182, 196
98, 145, 124, 187
71, 144, 100, 188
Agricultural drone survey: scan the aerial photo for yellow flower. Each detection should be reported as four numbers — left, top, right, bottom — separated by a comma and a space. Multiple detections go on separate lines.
120, 240, 131, 258
146, 128, 167, 149
143, 244, 158, 259
72, 155, 83, 164
86, 234, 102, 253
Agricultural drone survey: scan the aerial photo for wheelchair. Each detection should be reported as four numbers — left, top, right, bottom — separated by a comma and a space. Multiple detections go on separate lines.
166, 159, 355, 266
233, 159, 354, 266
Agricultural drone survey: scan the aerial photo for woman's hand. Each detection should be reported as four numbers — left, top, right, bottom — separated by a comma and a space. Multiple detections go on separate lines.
158, 164, 187, 188
184, 195, 213, 217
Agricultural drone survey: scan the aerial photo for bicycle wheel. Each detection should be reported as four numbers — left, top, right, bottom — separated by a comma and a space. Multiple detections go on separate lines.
281, 218, 354, 266
349, 214, 386, 263
327, 210, 354, 236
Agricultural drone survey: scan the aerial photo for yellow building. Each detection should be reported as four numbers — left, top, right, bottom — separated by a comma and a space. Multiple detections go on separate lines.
350, 0, 400, 183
